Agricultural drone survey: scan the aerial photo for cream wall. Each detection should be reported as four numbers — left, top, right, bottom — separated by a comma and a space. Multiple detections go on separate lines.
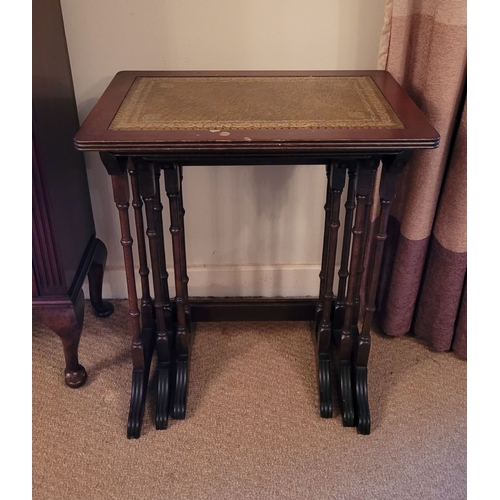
60, 0, 386, 298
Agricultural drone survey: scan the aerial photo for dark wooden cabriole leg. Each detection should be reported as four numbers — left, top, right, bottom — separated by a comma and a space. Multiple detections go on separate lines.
165, 164, 192, 420
354, 151, 410, 435
37, 289, 87, 388
101, 153, 151, 439
316, 161, 345, 418
335, 162, 375, 427
87, 238, 115, 318
136, 160, 174, 430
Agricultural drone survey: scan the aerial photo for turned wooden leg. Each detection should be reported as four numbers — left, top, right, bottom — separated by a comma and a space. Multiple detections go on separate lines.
336, 162, 375, 427
351, 158, 379, 327
178, 166, 192, 335
315, 161, 345, 418
334, 164, 357, 331
101, 153, 149, 439
165, 163, 192, 420
353, 151, 410, 435
315, 165, 332, 334
37, 289, 87, 388
137, 160, 174, 430
330, 160, 356, 426
153, 163, 175, 429
128, 160, 154, 330
154, 164, 174, 328
87, 238, 114, 318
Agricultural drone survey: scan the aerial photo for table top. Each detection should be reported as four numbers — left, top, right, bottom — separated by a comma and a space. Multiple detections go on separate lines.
74, 71, 439, 155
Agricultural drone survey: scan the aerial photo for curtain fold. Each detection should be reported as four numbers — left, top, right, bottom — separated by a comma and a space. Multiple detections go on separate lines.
375, 0, 467, 358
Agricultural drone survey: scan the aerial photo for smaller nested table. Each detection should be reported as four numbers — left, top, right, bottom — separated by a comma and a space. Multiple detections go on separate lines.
75, 71, 439, 438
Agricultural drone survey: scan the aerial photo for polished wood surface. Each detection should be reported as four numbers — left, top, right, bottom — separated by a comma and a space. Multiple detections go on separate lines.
75, 70, 439, 437
75, 70, 439, 153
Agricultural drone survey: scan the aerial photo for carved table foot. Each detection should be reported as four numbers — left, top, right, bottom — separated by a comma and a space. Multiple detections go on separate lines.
37, 289, 88, 388
314, 321, 334, 419
93, 300, 114, 318
173, 358, 189, 420
127, 327, 155, 439
333, 311, 356, 427
65, 364, 88, 388
155, 360, 172, 430
353, 366, 370, 434
318, 354, 333, 418
127, 369, 147, 439
338, 359, 356, 427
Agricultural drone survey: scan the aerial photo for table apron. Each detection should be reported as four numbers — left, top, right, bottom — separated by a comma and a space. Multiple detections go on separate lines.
103, 150, 406, 167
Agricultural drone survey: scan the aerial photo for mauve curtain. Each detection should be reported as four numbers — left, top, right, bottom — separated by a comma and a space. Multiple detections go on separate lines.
375, 0, 467, 358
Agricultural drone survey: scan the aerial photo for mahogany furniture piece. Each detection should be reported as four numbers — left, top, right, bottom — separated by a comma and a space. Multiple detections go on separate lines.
32, 0, 114, 388
74, 71, 439, 438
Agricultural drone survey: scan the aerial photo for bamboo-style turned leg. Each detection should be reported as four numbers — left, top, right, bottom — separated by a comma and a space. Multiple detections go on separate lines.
100, 153, 148, 439
153, 165, 174, 327
152, 163, 175, 429
126, 160, 156, 437
336, 163, 375, 427
316, 162, 345, 418
178, 166, 192, 335
136, 160, 174, 431
354, 152, 410, 435
351, 158, 379, 327
111, 170, 145, 438
315, 164, 333, 335
334, 164, 357, 331
165, 164, 192, 420
128, 160, 154, 330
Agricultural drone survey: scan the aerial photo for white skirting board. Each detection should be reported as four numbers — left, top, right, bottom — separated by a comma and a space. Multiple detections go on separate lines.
82, 263, 342, 299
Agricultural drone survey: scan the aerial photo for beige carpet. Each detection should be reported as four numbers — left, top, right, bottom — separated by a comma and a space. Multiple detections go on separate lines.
33, 301, 466, 500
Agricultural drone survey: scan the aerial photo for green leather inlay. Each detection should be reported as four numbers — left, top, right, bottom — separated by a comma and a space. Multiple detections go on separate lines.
110, 76, 404, 131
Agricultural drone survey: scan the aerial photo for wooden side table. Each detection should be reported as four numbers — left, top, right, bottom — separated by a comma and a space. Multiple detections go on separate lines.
75, 71, 439, 438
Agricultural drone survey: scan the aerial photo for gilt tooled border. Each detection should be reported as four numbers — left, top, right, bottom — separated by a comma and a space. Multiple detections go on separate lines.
109, 76, 404, 131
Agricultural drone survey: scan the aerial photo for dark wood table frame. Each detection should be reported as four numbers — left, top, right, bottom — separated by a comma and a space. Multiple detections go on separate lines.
75, 71, 439, 438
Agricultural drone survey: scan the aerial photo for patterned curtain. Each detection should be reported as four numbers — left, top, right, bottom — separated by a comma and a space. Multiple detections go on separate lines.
375, 0, 467, 358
